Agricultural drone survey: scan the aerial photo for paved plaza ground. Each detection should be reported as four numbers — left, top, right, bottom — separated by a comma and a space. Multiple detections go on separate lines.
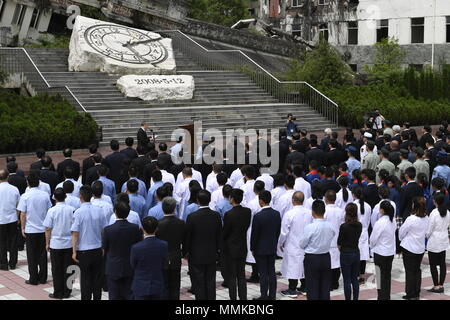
0, 250, 449, 300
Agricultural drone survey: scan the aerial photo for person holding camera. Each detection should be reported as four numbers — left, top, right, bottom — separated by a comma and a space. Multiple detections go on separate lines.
369, 109, 385, 131
286, 114, 298, 138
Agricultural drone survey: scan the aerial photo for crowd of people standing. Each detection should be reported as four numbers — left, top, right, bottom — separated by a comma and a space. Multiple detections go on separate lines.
0, 119, 449, 300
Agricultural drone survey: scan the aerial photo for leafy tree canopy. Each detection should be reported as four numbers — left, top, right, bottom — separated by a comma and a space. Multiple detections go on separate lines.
186, 0, 249, 27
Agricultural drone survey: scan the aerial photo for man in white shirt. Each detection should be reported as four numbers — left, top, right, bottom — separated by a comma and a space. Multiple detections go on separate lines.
229, 165, 244, 188
277, 175, 296, 220
91, 181, 114, 221
324, 190, 345, 290
55, 167, 82, 197
293, 166, 311, 200
209, 173, 228, 211
62, 180, 81, 210
256, 171, 274, 191
173, 167, 193, 220
279, 192, 312, 297
240, 166, 257, 207
175, 165, 203, 188
206, 164, 223, 193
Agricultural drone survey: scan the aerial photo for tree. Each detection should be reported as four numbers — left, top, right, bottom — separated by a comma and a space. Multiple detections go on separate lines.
284, 38, 354, 88
186, 0, 249, 27
364, 37, 406, 82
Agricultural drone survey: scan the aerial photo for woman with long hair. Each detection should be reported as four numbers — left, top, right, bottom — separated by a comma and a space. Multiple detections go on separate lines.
426, 193, 450, 293
337, 203, 362, 300
352, 186, 372, 284
399, 197, 429, 300
370, 201, 397, 300
336, 176, 354, 209
370, 185, 396, 228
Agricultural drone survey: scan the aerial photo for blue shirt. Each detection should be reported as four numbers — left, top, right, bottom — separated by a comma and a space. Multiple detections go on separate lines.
0, 182, 20, 224
346, 157, 361, 180
432, 165, 450, 189
182, 203, 199, 222
216, 198, 232, 221
306, 172, 320, 184
287, 121, 298, 136
147, 202, 165, 220
17, 188, 52, 233
65, 194, 81, 210
71, 202, 107, 251
96, 176, 116, 204
129, 193, 146, 219
389, 187, 401, 216
43, 202, 75, 249
144, 181, 163, 214
300, 219, 335, 254
121, 177, 147, 199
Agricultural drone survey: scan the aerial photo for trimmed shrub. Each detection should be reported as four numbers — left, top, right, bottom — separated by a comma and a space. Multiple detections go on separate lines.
0, 89, 98, 153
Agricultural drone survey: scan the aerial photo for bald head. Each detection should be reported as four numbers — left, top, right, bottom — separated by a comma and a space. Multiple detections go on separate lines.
390, 140, 399, 149
292, 191, 304, 205
0, 169, 8, 181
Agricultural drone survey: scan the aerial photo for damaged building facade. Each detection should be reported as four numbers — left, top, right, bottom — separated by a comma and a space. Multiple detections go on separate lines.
256, 0, 450, 71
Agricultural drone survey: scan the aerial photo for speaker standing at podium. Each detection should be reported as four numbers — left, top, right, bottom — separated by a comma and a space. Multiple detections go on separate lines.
137, 122, 153, 153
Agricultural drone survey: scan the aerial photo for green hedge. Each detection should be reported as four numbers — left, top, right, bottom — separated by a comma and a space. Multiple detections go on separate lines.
0, 89, 98, 153
322, 84, 450, 128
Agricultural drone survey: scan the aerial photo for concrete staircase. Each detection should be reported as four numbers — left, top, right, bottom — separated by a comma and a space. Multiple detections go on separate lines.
25, 48, 338, 144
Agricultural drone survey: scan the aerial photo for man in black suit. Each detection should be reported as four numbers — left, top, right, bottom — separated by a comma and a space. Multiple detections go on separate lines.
399, 167, 423, 220
121, 137, 138, 160
324, 140, 345, 167
7, 162, 26, 195
157, 143, 173, 171
81, 144, 97, 185
362, 169, 380, 209
306, 138, 325, 167
85, 153, 103, 186
250, 191, 281, 300
155, 197, 186, 300
39, 156, 59, 194
103, 201, 142, 300
142, 149, 159, 188
419, 126, 435, 150
222, 189, 251, 300
284, 143, 308, 173
56, 149, 80, 183
320, 167, 341, 194
185, 190, 222, 300
30, 148, 55, 172
104, 140, 128, 192
137, 122, 151, 153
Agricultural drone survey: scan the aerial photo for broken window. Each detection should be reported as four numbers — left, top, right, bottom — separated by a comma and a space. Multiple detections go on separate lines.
348, 21, 358, 45
376, 19, 389, 42
446, 16, 450, 43
12, 4, 26, 25
411, 17, 424, 44
319, 23, 329, 42
30, 8, 40, 29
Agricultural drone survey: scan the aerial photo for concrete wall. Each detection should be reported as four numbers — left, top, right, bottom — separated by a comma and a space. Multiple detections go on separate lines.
182, 18, 303, 57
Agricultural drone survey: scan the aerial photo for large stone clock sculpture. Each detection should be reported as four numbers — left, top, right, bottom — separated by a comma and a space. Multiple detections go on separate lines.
69, 16, 176, 74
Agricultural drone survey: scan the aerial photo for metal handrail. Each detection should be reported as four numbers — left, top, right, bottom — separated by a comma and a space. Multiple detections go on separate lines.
0, 47, 87, 114
158, 29, 339, 126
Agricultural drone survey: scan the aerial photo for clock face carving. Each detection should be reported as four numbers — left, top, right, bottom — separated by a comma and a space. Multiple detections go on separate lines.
83, 24, 168, 65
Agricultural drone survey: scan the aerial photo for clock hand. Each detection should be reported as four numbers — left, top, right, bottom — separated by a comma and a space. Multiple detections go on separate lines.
123, 42, 152, 64
123, 37, 162, 47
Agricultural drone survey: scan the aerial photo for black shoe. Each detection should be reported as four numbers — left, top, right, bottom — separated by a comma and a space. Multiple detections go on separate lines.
221, 282, 228, 288
8, 265, 16, 270
17, 247, 24, 251
402, 295, 414, 300
276, 271, 282, 276
25, 280, 38, 286
63, 292, 71, 299
48, 293, 63, 299
187, 288, 194, 294
331, 285, 339, 291
0, 266, 8, 271
428, 287, 444, 293
39, 280, 47, 285
252, 296, 267, 300
246, 276, 260, 283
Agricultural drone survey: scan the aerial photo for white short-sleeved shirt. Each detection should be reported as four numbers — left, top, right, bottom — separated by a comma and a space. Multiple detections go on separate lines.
43, 202, 75, 249
17, 188, 52, 233
0, 182, 20, 224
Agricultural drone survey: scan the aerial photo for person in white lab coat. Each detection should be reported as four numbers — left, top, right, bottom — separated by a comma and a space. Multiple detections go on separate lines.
352, 186, 372, 284
270, 174, 285, 213
256, 171, 274, 191
370, 186, 396, 229
245, 180, 265, 283
205, 163, 223, 193
173, 167, 193, 221
279, 192, 312, 298
336, 176, 353, 210
324, 190, 345, 290
426, 193, 450, 293
293, 166, 311, 200
277, 175, 296, 220
229, 165, 244, 188
399, 197, 429, 300
239, 166, 256, 207
369, 201, 396, 300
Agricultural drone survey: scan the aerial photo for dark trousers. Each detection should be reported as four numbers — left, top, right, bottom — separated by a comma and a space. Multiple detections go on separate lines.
428, 251, 446, 286
25, 233, 47, 284
163, 266, 181, 300
224, 255, 247, 300
373, 253, 394, 300
331, 268, 341, 289
50, 248, 72, 298
402, 247, 424, 298
255, 254, 276, 300
340, 251, 360, 300
189, 262, 216, 300
134, 294, 160, 300
288, 279, 298, 291
359, 260, 366, 275
107, 276, 132, 300
17, 222, 25, 250
77, 248, 103, 300
304, 253, 331, 300
0, 222, 18, 268
250, 263, 259, 278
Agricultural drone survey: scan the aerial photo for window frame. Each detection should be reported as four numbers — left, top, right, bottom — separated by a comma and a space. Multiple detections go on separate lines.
411, 17, 425, 44
347, 21, 358, 45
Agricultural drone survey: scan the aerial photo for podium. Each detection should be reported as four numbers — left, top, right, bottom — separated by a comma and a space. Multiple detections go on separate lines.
179, 124, 195, 155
